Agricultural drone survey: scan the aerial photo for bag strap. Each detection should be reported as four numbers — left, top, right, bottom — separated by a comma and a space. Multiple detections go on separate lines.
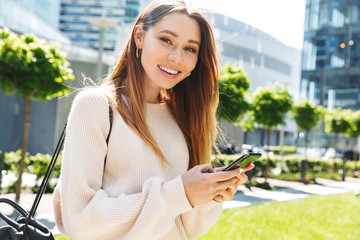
0, 198, 28, 231
24, 98, 113, 229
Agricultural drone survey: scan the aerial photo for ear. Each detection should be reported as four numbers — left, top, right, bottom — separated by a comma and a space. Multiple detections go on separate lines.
133, 25, 144, 49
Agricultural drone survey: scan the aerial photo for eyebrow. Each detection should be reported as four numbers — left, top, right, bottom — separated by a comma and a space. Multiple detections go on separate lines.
159, 30, 201, 46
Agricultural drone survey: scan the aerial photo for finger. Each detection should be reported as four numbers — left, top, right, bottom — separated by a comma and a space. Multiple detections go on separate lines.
221, 185, 239, 201
213, 177, 239, 194
237, 173, 249, 184
214, 166, 227, 172
213, 194, 224, 203
211, 168, 243, 182
243, 162, 255, 173
196, 163, 215, 173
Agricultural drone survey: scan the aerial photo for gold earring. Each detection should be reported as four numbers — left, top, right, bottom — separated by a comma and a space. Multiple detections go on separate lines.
187, 72, 191, 77
136, 48, 141, 58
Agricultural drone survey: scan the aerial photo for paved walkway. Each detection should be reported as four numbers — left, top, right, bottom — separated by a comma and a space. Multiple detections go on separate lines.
223, 177, 360, 209
1, 177, 360, 235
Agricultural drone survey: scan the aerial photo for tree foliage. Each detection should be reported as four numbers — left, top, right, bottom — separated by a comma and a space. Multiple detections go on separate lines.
291, 99, 323, 132
0, 27, 74, 100
344, 109, 360, 138
324, 108, 351, 135
217, 64, 250, 123
246, 83, 293, 131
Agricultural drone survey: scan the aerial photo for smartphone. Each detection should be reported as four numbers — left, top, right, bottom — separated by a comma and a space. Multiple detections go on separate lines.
223, 152, 262, 171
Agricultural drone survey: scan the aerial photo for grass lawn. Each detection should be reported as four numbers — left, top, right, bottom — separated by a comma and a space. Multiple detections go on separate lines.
54, 234, 70, 240
196, 192, 360, 240
54, 235, 70, 240
54, 193, 360, 240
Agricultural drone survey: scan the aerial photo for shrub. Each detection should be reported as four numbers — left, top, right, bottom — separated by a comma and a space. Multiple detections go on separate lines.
272, 145, 297, 155
2, 150, 62, 193
211, 153, 356, 180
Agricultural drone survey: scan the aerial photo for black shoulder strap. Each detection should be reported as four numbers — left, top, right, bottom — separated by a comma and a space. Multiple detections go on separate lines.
104, 99, 113, 164
105, 101, 113, 145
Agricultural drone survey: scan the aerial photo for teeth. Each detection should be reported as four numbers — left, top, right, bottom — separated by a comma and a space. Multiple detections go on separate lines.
159, 65, 178, 75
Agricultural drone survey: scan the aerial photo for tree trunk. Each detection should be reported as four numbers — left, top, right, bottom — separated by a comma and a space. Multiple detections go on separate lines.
301, 130, 309, 184
15, 95, 31, 203
334, 133, 338, 154
353, 137, 358, 160
305, 130, 309, 160
265, 126, 271, 180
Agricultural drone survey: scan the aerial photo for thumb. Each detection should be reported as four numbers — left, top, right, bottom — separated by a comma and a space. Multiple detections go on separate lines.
196, 163, 215, 173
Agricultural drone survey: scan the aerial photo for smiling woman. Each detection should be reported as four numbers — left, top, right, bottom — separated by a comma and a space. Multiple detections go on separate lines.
52, 0, 254, 239
133, 12, 201, 102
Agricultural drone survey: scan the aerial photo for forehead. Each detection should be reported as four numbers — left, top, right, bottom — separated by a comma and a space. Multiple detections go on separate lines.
151, 12, 201, 42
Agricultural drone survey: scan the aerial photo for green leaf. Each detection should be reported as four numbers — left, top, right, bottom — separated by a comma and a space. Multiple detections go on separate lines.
0, 28, 75, 101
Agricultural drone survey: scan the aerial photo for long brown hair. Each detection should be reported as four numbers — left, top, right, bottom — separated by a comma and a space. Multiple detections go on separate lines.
103, 0, 220, 168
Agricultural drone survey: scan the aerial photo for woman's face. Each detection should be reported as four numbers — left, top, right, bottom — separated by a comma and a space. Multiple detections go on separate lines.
134, 12, 201, 103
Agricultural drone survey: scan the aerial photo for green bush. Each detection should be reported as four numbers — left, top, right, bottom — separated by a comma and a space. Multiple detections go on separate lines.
346, 160, 360, 177
211, 153, 358, 180
3, 150, 30, 173
271, 145, 297, 155
2, 150, 62, 193
28, 152, 62, 193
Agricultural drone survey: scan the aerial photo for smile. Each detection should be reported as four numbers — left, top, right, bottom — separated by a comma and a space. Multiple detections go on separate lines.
158, 65, 181, 75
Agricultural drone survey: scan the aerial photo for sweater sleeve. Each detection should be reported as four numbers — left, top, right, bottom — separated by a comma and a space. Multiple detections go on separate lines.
180, 201, 223, 239
53, 88, 193, 240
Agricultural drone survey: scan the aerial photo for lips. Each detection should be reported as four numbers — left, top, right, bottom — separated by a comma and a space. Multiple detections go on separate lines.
158, 65, 181, 75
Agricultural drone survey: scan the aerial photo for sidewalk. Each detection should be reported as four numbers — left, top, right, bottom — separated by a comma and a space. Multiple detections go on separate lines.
1, 177, 360, 235
223, 177, 360, 209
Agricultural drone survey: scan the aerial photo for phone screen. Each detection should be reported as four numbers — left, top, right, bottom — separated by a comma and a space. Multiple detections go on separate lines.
223, 152, 262, 171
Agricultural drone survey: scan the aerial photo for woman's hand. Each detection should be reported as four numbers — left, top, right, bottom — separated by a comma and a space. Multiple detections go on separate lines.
212, 162, 254, 203
181, 163, 254, 207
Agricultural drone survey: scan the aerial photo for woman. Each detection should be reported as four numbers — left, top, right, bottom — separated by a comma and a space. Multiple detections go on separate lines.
53, 0, 253, 239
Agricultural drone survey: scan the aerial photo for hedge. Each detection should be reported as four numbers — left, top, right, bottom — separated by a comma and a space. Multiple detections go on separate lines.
211, 153, 360, 179
1, 150, 359, 193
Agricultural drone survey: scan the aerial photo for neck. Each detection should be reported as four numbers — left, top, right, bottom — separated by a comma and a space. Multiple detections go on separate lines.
145, 93, 161, 104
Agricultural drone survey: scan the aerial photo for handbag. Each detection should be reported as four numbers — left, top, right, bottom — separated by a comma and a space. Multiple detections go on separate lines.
0, 99, 113, 240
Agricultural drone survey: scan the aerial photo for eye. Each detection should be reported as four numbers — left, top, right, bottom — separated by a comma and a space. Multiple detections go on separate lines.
160, 37, 172, 45
184, 47, 197, 53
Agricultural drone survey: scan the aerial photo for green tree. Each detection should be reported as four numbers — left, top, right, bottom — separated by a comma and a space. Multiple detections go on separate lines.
217, 63, 250, 123
245, 83, 293, 179
343, 109, 360, 160
0, 28, 74, 201
291, 100, 323, 159
324, 108, 351, 152
290, 100, 323, 183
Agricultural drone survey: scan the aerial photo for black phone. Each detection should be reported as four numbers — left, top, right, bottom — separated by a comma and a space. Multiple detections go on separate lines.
223, 152, 262, 171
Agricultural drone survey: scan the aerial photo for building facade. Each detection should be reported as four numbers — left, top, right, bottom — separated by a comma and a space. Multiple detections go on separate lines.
300, 0, 360, 150
204, 13, 302, 150
59, 0, 140, 52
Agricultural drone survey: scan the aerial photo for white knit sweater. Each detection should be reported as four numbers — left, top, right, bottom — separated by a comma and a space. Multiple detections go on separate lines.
53, 88, 222, 240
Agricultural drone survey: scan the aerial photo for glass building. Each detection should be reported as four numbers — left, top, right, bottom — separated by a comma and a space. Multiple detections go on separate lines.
300, 0, 360, 151
59, 0, 140, 52
301, 0, 360, 109
0, 0, 69, 43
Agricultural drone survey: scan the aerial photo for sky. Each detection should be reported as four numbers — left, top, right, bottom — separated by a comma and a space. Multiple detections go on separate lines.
187, 0, 307, 50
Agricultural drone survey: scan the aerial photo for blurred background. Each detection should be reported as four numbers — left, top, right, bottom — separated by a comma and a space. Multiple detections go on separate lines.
0, 0, 359, 162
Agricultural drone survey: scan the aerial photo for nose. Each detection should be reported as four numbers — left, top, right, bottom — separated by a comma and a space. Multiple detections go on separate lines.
168, 47, 182, 64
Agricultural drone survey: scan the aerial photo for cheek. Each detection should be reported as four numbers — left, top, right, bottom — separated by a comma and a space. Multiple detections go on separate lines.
142, 44, 168, 64
186, 55, 198, 71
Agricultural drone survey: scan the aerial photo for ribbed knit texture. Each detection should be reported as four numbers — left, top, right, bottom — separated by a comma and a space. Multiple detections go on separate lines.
53, 87, 222, 240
